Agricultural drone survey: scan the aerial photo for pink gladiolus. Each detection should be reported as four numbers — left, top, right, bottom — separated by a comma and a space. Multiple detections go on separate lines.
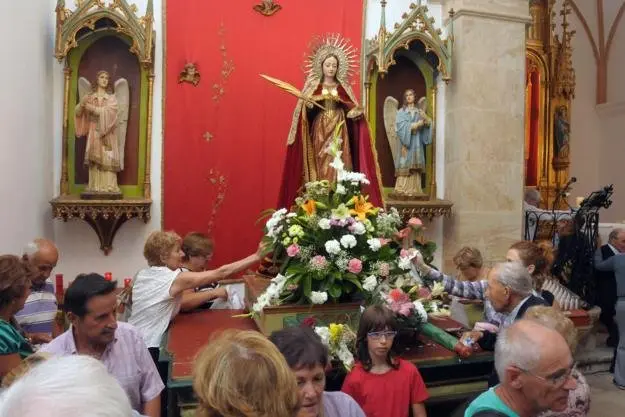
286, 244, 301, 257
379, 262, 390, 277
347, 258, 363, 274
387, 289, 414, 317
408, 217, 423, 227
389, 288, 409, 303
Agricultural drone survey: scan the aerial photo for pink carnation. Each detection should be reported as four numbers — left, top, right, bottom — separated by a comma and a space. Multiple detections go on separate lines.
408, 217, 423, 227
310, 255, 328, 269
347, 258, 363, 274
286, 244, 301, 257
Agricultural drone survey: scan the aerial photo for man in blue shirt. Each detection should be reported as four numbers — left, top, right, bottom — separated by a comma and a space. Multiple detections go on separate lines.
465, 320, 576, 417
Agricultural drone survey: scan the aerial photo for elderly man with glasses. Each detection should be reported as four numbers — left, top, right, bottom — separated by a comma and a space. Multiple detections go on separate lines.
465, 320, 577, 417
459, 262, 549, 387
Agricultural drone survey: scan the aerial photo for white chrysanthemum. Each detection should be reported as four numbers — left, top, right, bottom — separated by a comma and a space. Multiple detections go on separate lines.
413, 300, 428, 323
367, 238, 381, 252
310, 291, 328, 304
315, 326, 330, 345
318, 218, 332, 230
340, 234, 357, 249
337, 344, 355, 369
325, 240, 341, 255
335, 184, 347, 194
398, 256, 412, 270
351, 222, 366, 235
338, 171, 370, 185
363, 275, 378, 292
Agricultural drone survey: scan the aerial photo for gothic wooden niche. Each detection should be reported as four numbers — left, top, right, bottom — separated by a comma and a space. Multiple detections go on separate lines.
524, 0, 576, 209
365, 1, 453, 220
50, 0, 155, 254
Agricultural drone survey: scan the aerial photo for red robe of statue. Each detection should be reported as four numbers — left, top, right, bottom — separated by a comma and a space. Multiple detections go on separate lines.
277, 84, 383, 209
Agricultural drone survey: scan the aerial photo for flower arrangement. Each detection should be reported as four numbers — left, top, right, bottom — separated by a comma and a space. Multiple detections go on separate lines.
313, 322, 356, 370
254, 124, 418, 312
380, 281, 449, 330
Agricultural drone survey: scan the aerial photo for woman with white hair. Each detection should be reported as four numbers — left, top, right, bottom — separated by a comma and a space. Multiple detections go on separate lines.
0, 355, 136, 417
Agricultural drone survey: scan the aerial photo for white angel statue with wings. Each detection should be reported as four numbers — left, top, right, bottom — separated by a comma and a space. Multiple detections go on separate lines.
75, 70, 129, 196
384, 89, 432, 197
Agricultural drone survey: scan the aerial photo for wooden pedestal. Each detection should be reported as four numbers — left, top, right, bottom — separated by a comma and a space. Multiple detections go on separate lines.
244, 274, 362, 335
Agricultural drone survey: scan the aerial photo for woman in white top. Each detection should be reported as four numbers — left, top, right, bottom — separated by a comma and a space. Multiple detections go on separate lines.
128, 231, 263, 357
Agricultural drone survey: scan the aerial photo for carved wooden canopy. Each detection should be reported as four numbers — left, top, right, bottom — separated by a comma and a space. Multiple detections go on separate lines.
366, 2, 453, 81
54, 0, 154, 67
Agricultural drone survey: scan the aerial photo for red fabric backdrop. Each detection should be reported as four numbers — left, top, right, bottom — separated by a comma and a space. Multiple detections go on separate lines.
164, 1, 364, 268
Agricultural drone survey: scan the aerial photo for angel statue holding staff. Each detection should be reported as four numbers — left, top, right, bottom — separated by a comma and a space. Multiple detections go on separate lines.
75, 70, 129, 197
263, 34, 383, 208
384, 90, 432, 197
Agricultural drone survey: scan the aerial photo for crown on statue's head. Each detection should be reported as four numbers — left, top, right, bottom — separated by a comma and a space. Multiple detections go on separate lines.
305, 33, 358, 84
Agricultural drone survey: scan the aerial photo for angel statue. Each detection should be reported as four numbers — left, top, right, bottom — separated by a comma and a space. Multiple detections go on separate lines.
75, 70, 129, 198
266, 34, 383, 208
384, 90, 432, 197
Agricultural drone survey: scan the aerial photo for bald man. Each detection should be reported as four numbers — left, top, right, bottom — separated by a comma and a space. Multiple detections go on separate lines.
15, 239, 60, 344
465, 320, 577, 417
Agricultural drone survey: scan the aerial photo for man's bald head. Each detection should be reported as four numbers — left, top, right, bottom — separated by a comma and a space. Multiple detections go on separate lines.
23, 239, 59, 284
496, 320, 576, 414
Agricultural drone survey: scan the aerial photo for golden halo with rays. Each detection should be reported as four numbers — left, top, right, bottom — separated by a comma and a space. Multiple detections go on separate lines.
304, 33, 358, 84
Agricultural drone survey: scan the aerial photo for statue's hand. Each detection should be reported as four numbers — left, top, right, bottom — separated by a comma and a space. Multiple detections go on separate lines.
401, 146, 408, 157
346, 107, 364, 119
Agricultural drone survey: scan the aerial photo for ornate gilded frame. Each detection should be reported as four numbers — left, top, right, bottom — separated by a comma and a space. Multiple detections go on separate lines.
524, 0, 576, 209
364, 1, 453, 220
50, 0, 155, 254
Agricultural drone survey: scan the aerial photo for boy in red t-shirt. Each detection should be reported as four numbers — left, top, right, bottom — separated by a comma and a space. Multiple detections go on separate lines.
342, 305, 429, 417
